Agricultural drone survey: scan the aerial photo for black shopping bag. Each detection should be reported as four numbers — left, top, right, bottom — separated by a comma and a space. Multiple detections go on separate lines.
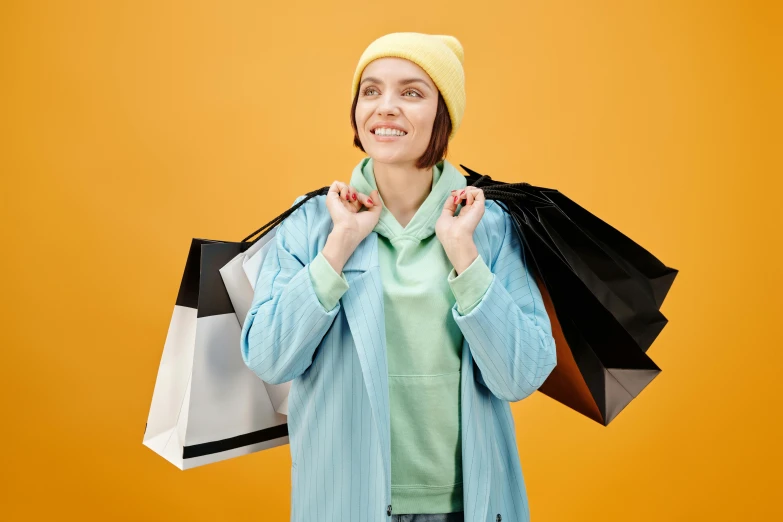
461, 164, 678, 425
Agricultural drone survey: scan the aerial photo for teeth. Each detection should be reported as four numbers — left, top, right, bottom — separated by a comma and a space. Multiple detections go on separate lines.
373, 128, 406, 136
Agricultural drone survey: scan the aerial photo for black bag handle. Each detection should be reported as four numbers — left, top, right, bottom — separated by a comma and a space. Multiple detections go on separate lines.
241, 186, 330, 245
239, 165, 534, 245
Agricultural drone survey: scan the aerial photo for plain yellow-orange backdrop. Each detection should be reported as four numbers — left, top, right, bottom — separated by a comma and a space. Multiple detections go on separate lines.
2, 0, 781, 520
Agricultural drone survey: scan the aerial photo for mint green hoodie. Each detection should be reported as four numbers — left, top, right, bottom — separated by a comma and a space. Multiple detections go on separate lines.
307, 157, 494, 514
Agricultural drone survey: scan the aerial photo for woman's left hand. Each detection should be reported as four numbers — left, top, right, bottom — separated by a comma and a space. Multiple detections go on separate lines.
435, 186, 486, 274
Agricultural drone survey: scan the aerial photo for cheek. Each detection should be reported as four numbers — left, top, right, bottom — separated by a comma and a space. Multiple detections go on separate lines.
354, 105, 371, 129
412, 107, 438, 134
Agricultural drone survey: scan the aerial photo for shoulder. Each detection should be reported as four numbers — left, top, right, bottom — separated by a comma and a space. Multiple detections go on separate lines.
286, 193, 330, 229
478, 199, 508, 234
473, 199, 511, 266
279, 194, 332, 260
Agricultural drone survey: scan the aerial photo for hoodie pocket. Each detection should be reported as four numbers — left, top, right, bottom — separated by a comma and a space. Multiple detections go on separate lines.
388, 370, 463, 488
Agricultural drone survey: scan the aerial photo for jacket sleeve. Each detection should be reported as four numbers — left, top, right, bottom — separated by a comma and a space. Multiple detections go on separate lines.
240, 195, 347, 385
450, 207, 558, 402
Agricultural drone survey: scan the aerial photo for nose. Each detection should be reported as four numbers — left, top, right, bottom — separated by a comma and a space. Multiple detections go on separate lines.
376, 91, 400, 116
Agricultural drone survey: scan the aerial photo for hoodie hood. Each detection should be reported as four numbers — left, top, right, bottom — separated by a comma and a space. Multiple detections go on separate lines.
349, 156, 467, 242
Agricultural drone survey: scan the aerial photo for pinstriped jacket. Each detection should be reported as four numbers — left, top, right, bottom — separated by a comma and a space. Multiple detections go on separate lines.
240, 193, 557, 522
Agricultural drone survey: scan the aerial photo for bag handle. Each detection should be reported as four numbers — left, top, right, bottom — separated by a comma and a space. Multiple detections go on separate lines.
239, 165, 540, 245
241, 186, 330, 245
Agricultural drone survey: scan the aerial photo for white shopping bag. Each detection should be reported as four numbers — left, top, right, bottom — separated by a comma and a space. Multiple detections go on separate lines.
143, 238, 289, 470
219, 226, 277, 324
219, 225, 291, 415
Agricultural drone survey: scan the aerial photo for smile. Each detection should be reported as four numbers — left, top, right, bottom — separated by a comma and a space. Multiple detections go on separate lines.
372, 129, 407, 141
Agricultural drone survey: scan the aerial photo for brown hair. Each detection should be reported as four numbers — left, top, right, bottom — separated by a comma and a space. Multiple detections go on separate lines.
350, 89, 452, 170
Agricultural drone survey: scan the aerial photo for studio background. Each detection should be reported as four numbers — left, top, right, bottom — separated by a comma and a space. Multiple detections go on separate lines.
2, 1, 780, 520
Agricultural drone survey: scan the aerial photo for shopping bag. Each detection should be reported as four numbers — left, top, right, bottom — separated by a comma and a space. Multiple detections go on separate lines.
526, 228, 662, 426
220, 187, 329, 328
461, 164, 678, 425
538, 187, 677, 310
218, 226, 288, 415
462, 165, 674, 351
143, 188, 328, 469
218, 188, 329, 415
143, 238, 288, 470
219, 226, 277, 327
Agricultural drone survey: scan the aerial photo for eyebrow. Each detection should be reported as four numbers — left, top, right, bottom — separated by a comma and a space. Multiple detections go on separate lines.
359, 77, 433, 92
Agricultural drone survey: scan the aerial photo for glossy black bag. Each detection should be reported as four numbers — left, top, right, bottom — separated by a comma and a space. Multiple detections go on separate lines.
462, 164, 678, 425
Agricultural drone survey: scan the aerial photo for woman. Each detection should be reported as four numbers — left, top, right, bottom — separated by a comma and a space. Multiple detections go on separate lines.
240, 32, 557, 522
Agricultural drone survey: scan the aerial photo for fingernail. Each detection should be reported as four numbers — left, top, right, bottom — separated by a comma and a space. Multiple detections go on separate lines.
460, 190, 465, 195
352, 193, 356, 200
453, 196, 458, 203
368, 198, 374, 204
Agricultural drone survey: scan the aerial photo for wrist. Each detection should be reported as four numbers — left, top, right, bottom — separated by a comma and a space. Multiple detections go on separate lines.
322, 228, 360, 273
443, 239, 478, 275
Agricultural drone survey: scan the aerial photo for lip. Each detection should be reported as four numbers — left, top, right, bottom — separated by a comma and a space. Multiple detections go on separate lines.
372, 130, 406, 142
370, 122, 407, 133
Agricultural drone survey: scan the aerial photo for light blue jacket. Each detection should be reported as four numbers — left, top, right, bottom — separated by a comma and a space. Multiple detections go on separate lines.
240, 193, 558, 522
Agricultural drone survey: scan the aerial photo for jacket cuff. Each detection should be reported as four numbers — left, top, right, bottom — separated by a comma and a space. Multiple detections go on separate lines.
447, 253, 494, 316
308, 250, 350, 311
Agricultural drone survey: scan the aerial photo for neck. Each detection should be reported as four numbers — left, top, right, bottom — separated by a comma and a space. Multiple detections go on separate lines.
373, 159, 433, 228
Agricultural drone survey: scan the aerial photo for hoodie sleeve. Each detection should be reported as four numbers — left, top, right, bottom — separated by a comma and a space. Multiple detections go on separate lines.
239, 196, 344, 385
308, 251, 350, 311
447, 253, 494, 315
450, 207, 558, 402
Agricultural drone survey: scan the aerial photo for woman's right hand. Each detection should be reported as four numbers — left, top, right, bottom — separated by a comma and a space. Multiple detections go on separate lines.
325, 180, 382, 244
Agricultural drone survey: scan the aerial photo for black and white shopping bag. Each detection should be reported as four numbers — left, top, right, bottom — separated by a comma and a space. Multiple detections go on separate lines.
216, 188, 329, 417
143, 238, 289, 470
219, 225, 291, 415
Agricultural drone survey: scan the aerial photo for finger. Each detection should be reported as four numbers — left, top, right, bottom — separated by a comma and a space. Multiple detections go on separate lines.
442, 190, 459, 216
348, 189, 362, 212
345, 186, 359, 208
328, 180, 344, 199
350, 186, 362, 207
466, 189, 476, 207
331, 180, 350, 200
339, 185, 351, 203
455, 189, 467, 207
367, 189, 382, 212
355, 191, 374, 208
467, 188, 484, 207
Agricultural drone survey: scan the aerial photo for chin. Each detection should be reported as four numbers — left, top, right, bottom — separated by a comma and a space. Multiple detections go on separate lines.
366, 147, 421, 166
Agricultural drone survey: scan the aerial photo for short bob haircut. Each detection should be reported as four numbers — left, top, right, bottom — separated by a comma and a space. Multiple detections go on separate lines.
350, 88, 452, 170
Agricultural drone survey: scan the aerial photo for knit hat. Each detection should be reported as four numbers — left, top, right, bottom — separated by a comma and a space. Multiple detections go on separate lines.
351, 32, 466, 141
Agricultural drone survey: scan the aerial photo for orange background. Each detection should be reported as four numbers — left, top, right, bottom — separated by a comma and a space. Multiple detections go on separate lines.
2, 1, 781, 520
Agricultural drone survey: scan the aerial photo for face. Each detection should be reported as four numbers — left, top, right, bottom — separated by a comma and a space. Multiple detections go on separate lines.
355, 57, 439, 168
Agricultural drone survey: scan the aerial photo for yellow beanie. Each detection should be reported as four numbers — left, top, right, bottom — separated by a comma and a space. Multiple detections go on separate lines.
351, 32, 466, 141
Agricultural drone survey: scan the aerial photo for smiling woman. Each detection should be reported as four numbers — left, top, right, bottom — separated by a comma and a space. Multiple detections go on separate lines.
350, 59, 453, 170
240, 31, 557, 522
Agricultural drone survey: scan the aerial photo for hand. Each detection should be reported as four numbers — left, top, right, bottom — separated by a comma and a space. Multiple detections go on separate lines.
435, 187, 486, 274
325, 180, 382, 245
436, 187, 485, 244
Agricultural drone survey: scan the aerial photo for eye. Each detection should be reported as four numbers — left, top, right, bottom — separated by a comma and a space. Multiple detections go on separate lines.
361, 87, 422, 97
